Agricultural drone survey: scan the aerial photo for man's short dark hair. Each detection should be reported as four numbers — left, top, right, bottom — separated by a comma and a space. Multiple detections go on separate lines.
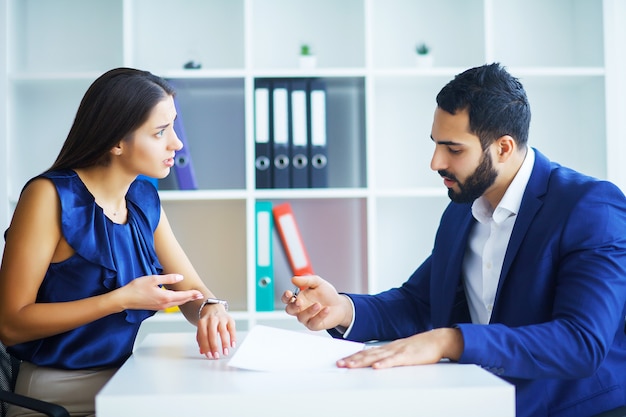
436, 63, 531, 150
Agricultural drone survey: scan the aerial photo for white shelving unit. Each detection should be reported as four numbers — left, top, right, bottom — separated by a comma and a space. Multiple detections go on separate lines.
1, 0, 624, 334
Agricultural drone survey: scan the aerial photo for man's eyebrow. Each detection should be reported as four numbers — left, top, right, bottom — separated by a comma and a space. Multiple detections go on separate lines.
430, 135, 464, 146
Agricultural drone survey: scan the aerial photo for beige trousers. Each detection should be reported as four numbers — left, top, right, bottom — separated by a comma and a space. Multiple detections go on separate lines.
7, 361, 117, 417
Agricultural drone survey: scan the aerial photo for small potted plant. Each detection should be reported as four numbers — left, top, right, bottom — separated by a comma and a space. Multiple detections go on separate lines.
415, 42, 433, 67
299, 43, 317, 69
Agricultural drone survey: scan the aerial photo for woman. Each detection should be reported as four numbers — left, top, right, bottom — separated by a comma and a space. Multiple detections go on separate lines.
0, 68, 236, 416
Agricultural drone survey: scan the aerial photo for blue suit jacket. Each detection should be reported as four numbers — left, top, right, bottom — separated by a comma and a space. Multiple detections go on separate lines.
340, 149, 626, 417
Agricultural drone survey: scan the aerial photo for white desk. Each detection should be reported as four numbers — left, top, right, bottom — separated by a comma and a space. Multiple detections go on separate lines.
96, 332, 515, 417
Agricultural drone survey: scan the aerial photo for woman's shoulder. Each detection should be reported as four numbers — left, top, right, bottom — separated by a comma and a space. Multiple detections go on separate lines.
39, 168, 76, 180
37, 169, 96, 206
27, 169, 80, 194
7, 175, 62, 241
19, 174, 63, 204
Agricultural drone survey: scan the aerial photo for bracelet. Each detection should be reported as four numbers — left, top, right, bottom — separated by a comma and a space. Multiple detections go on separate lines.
198, 298, 229, 320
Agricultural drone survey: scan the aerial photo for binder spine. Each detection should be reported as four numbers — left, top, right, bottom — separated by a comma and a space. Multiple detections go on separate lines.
290, 79, 310, 188
272, 80, 290, 189
255, 201, 274, 311
254, 79, 273, 189
308, 79, 328, 188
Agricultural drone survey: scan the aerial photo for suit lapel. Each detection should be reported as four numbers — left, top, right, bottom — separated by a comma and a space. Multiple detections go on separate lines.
435, 209, 475, 326
494, 149, 550, 310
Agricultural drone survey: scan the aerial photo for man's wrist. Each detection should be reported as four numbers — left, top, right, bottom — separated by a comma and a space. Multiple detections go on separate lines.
437, 327, 464, 361
337, 294, 356, 338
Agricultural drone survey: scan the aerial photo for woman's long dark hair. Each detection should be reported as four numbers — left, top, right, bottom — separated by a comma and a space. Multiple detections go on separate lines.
48, 68, 175, 172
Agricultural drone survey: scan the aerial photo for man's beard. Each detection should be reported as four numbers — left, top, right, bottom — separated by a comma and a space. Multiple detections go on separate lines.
439, 150, 498, 204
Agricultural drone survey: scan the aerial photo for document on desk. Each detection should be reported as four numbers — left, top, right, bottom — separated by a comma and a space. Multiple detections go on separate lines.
228, 325, 364, 372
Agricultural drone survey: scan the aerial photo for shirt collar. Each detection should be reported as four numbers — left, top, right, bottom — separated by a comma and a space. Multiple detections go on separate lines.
472, 147, 535, 225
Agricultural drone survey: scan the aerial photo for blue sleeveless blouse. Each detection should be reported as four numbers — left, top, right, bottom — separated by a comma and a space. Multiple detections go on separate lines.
8, 170, 163, 370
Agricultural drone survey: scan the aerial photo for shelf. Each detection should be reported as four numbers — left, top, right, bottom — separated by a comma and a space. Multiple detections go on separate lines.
158, 77, 246, 191
9, 0, 124, 73
253, 187, 369, 200
521, 75, 607, 179
1, 0, 622, 334
251, 0, 366, 70
371, 0, 485, 69
158, 190, 249, 201
372, 195, 450, 293
268, 197, 369, 299
8, 78, 93, 198
131, 0, 245, 72
162, 199, 248, 311
141, 310, 304, 333
491, 0, 604, 67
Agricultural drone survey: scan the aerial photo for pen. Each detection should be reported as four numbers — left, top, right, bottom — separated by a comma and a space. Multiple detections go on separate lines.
289, 287, 300, 303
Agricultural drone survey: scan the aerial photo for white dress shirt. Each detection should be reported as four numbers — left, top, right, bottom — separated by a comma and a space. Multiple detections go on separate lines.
340, 147, 536, 336
463, 147, 535, 324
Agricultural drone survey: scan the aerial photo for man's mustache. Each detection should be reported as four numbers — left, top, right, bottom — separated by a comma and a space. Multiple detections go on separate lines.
438, 170, 457, 182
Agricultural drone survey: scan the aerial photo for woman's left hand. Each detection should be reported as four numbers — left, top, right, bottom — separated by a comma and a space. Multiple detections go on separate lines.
196, 304, 236, 359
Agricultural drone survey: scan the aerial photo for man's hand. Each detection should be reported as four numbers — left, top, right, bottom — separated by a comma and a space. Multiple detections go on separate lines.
336, 328, 464, 369
281, 275, 354, 331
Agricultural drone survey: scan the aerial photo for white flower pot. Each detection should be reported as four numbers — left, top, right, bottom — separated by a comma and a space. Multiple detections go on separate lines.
299, 55, 317, 69
415, 54, 434, 68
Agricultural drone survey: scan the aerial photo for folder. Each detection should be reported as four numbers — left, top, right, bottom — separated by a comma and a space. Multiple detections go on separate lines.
272, 202, 314, 276
255, 201, 274, 311
289, 79, 310, 188
172, 94, 198, 190
254, 79, 272, 189
271, 80, 290, 189
308, 79, 328, 188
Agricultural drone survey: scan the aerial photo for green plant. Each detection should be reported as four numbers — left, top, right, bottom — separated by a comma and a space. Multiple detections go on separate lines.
416, 42, 430, 55
300, 44, 312, 56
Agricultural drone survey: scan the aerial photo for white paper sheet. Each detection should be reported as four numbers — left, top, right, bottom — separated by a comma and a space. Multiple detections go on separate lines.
227, 325, 365, 372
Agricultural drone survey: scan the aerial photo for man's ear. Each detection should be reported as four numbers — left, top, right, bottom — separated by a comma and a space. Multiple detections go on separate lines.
495, 135, 515, 161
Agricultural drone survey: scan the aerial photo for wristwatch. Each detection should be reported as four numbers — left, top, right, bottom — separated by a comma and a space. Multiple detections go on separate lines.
198, 298, 229, 319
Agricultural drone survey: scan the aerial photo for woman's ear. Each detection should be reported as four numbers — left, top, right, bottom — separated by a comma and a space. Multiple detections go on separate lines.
110, 143, 123, 156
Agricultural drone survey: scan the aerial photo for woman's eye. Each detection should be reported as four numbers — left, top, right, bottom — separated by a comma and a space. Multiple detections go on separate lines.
156, 129, 165, 138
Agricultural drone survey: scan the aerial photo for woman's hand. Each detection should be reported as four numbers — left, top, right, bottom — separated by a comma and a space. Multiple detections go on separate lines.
116, 273, 204, 311
196, 302, 236, 359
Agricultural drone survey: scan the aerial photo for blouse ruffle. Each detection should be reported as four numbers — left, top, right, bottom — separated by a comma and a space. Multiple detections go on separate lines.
52, 170, 164, 323
8, 170, 165, 369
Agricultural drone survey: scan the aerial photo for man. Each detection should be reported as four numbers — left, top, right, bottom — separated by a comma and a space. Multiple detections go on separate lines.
282, 63, 626, 417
